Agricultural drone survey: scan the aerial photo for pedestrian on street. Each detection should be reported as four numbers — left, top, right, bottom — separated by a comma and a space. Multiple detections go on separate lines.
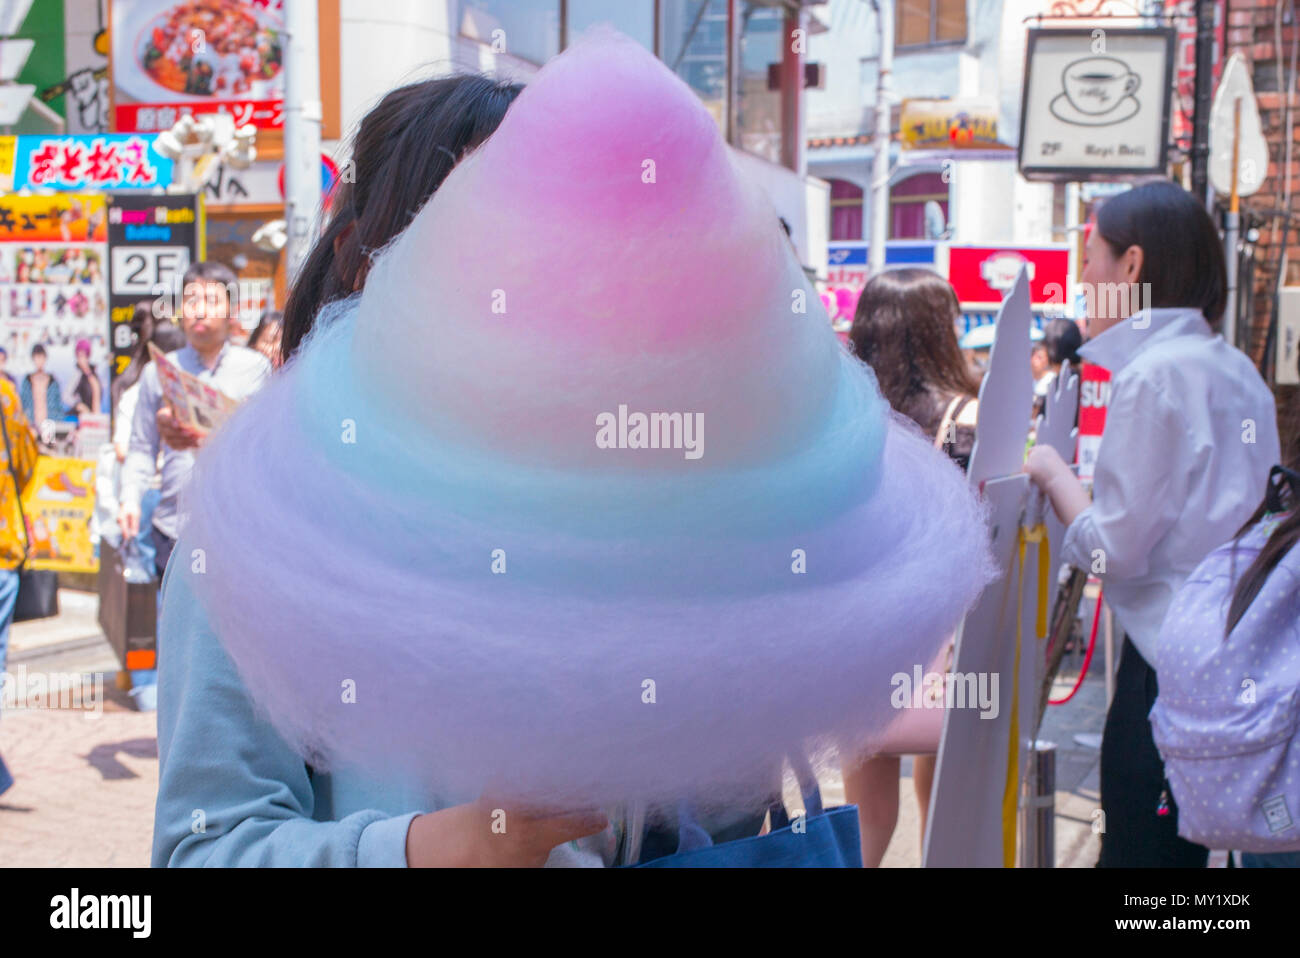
116, 261, 271, 709
1024, 180, 1279, 867
844, 266, 980, 866
0, 375, 38, 796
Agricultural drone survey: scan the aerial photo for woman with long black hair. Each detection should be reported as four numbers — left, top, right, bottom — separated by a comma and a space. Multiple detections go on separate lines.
1025, 180, 1279, 867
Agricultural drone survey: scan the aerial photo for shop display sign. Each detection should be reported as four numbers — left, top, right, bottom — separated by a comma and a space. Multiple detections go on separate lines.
943, 246, 1070, 308
1018, 28, 1175, 180
900, 99, 1003, 150
1, 134, 173, 191
0, 195, 111, 439
106, 194, 200, 381
112, 0, 285, 133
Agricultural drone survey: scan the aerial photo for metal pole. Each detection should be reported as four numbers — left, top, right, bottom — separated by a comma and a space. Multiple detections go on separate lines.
1019, 740, 1056, 868
869, 0, 893, 274
1189, 0, 1216, 206
283, 0, 323, 283
1223, 96, 1242, 348
780, 7, 805, 175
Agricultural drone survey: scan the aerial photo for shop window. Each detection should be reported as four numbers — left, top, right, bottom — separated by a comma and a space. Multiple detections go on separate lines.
735, 2, 785, 164
890, 172, 948, 239
567, 0, 654, 50
660, 0, 730, 129
897, 0, 966, 49
461, 0, 561, 65
829, 179, 865, 241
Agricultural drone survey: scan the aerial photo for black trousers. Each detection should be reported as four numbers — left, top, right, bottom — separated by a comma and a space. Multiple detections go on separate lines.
1098, 637, 1209, 867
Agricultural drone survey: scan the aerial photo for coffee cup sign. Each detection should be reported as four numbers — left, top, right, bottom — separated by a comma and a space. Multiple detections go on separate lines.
1018, 27, 1175, 180
1060, 57, 1140, 120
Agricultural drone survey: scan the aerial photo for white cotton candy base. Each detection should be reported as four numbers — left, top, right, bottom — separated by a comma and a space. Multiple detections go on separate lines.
179, 304, 993, 816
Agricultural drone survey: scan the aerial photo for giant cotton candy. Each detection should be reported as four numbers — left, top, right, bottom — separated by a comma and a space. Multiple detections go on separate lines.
180, 30, 992, 814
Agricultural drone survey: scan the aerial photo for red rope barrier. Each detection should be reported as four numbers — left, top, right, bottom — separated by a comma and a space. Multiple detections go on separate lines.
1048, 588, 1103, 706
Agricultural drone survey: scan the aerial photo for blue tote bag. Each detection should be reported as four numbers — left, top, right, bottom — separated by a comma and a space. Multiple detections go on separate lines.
632, 782, 862, 868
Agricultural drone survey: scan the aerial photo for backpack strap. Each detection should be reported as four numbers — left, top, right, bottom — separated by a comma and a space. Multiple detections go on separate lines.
933, 395, 964, 450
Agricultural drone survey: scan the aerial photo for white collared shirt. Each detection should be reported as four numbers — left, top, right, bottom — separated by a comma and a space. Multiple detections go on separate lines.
1061, 307, 1279, 666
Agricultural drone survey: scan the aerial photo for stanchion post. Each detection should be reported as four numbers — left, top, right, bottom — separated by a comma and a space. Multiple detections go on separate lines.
1019, 740, 1056, 868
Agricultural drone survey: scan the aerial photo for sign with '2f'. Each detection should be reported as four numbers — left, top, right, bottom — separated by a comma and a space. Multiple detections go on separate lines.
1018, 28, 1175, 181
106, 194, 202, 385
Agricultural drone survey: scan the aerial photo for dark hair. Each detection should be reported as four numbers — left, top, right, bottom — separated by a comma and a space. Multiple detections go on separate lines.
1226, 375, 1300, 634
1095, 180, 1227, 325
1226, 473, 1300, 636
247, 310, 283, 351
112, 302, 186, 407
281, 74, 523, 362
1041, 317, 1083, 368
849, 267, 981, 431
182, 260, 238, 301
31, 344, 45, 358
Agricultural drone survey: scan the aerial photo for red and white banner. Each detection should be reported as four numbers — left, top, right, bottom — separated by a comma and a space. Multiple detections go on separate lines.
1076, 362, 1112, 481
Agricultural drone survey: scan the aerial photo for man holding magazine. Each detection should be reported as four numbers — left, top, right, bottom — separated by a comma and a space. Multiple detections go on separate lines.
118, 261, 271, 583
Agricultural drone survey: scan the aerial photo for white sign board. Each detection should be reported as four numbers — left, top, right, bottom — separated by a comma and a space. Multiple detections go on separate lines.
924, 267, 1079, 867
1019, 28, 1175, 180
1210, 54, 1269, 198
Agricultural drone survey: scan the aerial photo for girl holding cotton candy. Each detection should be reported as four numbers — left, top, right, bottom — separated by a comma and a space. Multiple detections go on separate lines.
150, 73, 610, 868
1023, 181, 1278, 867
154, 33, 991, 867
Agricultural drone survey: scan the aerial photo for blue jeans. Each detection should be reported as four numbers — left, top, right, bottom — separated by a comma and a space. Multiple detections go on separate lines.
127, 491, 166, 704
0, 567, 20, 795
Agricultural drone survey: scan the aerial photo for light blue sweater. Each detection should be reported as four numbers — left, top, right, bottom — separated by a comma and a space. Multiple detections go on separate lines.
151, 542, 614, 867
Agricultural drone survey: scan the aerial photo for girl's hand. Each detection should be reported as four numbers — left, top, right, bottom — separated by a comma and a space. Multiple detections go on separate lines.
1023, 444, 1069, 489
405, 798, 608, 867
1024, 444, 1090, 526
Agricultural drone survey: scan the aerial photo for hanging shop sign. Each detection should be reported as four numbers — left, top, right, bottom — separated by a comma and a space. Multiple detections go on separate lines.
106, 194, 201, 382
0, 134, 173, 191
939, 245, 1070, 309
111, 0, 285, 133
1018, 28, 1175, 181
900, 99, 1003, 150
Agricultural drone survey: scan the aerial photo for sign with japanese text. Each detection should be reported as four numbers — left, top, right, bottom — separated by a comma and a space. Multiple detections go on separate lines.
106, 194, 200, 384
0, 195, 110, 431
20, 456, 99, 573
111, 0, 285, 133
6, 134, 173, 191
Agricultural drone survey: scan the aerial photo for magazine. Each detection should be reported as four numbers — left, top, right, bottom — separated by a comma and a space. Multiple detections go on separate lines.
147, 343, 238, 434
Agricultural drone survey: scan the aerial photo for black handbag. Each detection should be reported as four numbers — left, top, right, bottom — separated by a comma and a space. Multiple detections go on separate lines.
0, 405, 59, 623
97, 537, 157, 671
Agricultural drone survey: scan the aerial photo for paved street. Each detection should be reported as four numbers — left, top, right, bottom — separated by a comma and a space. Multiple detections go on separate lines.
1, 590, 1109, 868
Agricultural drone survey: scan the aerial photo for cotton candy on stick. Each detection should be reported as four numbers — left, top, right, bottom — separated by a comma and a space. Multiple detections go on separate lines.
181, 30, 992, 815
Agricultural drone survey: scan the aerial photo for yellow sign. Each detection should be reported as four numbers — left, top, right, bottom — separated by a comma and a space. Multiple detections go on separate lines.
900, 99, 1002, 150
21, 457, 98, 573
0, 135, 15, 191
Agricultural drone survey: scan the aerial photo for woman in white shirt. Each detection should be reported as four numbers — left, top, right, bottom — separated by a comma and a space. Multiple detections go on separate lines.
1025, 180, 1279, 867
